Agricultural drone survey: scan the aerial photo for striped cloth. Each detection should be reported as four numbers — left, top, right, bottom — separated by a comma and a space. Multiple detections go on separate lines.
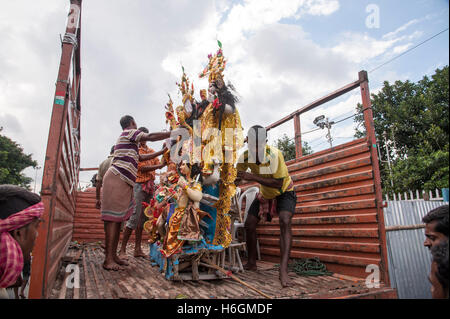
0, 202, 44, 288
110, 129, 145, 186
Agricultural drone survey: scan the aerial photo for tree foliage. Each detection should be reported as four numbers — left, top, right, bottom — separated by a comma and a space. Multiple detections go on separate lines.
0, 128, 38, 188
354, 66, 449, 193
274, 134, 313, 161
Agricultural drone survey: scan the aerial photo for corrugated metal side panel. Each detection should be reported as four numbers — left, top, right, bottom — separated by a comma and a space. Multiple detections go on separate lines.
72, 191, 150, 242
29, 97, 79, 298
245, 137, 386, 279
384, 200, 445, 299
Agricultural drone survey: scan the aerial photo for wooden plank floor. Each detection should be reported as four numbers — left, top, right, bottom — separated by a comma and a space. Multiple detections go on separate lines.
49, 242, 387, 299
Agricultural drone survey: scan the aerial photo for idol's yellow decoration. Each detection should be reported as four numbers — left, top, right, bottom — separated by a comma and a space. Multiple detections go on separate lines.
176, 105, 193, 136
161, 182, 203, 257
175, 66, 194, 135
198, 41, 244, 248
200, 104, 243, 247
143, 206, 159, 243
164, 94, 177, 130
199, 40, 227, 83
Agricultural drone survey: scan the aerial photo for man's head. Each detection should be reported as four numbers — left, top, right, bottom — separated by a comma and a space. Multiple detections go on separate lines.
423, 205, 448, 250
138, 126, 149, 146
91, 174, 97, 188
247, 125, 267, 163
0, 185, 42, 262
120, 115, 137, 130
430, 240, 449, 299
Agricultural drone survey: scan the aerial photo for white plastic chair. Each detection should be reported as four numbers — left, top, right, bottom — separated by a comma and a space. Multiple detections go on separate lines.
234, 186, 261, 260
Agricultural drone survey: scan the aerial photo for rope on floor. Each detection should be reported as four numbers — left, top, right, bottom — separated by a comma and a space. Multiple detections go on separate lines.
274, 257, 333, 276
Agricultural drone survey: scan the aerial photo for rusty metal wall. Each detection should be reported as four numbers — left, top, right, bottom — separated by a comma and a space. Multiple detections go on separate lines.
72, 190, 150, 243
250, 137, 387, 280
384, 200, 446, 299
28, 0, 82, 298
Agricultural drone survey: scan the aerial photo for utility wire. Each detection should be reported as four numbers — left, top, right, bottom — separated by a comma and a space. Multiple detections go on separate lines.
300, 127, 322, 136
285, 29, 447, 141
368, 28, 449, 74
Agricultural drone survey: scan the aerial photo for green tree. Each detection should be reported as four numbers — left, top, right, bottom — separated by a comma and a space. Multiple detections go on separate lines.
0, 127, 38, 188
274, 134, 313, 161
354, 66, 449, 193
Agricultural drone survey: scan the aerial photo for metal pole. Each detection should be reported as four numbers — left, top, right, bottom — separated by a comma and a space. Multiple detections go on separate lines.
294, 113, 302, 159
359, 70, 390, 286
383, 131, 394, 189
325, 118, 333, 148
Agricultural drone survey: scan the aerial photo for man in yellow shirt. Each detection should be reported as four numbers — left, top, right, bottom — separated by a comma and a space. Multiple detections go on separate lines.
236, 125, 296, 288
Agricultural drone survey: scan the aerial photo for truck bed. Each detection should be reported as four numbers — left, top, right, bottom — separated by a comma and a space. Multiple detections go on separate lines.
49, 243, 396, 299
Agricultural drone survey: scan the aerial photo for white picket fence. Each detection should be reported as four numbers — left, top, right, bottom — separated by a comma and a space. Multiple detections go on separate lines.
384, 188, 446, 201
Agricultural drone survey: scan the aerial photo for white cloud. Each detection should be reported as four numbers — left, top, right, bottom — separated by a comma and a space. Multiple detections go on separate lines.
332, 32, 400, 63
0, 1, 67, 192
392, 43, 414, 55
303, 0, 339, 16
382, 18, 420, 40
0, 0, 347, 189
0, 113, 22, 133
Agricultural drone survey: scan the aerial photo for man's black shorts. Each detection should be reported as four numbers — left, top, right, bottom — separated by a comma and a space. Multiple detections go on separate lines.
247, 190, 297, 221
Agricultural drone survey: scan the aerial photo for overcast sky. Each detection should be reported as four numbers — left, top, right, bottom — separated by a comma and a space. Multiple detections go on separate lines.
0, 0, 448, 191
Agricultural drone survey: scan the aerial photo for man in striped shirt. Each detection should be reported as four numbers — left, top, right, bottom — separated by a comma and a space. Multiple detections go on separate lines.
101, 115, 172, 271
118, 126, 166, 260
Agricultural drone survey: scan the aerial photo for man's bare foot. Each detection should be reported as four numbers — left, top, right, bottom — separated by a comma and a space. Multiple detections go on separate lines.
134, 251, 147, 258
280, 272, 294, 288
117, 251, 129, 261
103, 261, 124, 271
114, 256, 129, 266
243, 263, 257, 271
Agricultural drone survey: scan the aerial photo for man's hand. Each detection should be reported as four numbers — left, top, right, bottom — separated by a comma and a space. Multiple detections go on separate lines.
95, 199, 101, 210
178, 176, 188, 190
237, 171, 254, 181
161, 143, 169, 153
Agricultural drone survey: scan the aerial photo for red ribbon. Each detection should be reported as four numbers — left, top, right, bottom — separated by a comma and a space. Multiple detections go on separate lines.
212, 98, 222, 110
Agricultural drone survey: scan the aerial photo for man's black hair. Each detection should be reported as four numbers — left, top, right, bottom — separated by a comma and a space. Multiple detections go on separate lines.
213, 79, 239, 131
110, 146, 115, 154
195, 100, 209, 119
431, 240, 449, 291
120, 115, 134, 129
138, 126, 149, 133
248, 125, 267, 140
0, 185, 41, 219
423, 205, 449, 237
91, 174, 97, 187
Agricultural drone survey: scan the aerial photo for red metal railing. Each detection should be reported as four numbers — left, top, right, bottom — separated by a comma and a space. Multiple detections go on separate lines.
29, 0, 82, 299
